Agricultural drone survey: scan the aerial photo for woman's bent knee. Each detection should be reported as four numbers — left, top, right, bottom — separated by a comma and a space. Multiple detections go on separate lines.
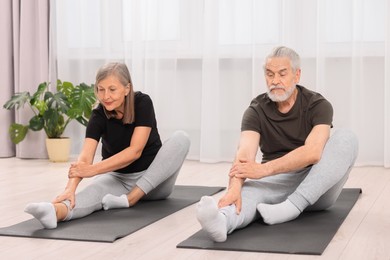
171, 130, 191, 151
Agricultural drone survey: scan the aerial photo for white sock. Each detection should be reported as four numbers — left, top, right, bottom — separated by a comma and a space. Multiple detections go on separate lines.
24, 202, 57, 229
257, 199, 301, 225
196, 196, 227, 242
102, 194, 129, 210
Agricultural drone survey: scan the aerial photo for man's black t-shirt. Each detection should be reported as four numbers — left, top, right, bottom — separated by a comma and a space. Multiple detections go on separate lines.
241, 85, 333, 162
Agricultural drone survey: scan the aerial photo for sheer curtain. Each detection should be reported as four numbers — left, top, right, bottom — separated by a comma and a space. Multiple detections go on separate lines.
53, 0, 390, 167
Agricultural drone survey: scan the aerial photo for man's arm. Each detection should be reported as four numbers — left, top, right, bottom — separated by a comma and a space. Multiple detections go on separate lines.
218, 130, 260, 213
266, 124, 330, 174
231, 124, 331, 179
228, 130, 260, 187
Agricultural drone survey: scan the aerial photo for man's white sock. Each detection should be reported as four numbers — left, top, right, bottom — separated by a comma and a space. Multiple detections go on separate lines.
196, 196, 227, 242
257, 199, 301, 225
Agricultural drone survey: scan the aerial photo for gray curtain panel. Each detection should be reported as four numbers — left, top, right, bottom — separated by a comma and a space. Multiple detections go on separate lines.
0, 0, 50, 158
0, 0, 15, 157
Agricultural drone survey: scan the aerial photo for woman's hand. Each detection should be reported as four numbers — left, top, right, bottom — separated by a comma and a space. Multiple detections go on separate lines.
68, 162, 95, 178
52, 189, 76, 209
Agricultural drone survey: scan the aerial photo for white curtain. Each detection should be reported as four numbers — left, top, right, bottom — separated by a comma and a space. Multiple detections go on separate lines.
53, 0, 390, 167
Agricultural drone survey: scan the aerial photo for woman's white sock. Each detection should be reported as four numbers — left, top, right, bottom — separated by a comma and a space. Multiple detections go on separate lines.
24, 202, 57, 229
102, 194, 129, 210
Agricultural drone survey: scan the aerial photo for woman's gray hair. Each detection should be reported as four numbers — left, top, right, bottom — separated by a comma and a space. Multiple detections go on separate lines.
264, 46, 301, 72
95, 62, 135, 124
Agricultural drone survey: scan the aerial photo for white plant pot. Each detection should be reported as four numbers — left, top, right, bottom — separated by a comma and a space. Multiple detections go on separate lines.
45, 138, 71, 162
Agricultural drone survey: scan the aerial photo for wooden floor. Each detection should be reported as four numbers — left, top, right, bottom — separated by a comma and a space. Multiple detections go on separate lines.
0, 157, 389, 260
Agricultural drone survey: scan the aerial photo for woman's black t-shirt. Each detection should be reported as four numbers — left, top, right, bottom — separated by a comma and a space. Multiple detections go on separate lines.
86, 91, 162, 173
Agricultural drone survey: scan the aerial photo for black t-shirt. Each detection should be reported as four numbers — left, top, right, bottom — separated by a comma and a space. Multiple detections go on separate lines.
86, 91, 162, 173
241, 85, 333, 162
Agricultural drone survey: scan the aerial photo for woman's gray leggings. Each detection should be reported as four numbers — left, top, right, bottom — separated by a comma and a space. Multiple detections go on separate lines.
66, 130, 190, 220
221, 129, 359, 234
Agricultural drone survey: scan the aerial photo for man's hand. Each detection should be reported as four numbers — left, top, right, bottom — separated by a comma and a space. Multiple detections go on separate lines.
218, 179, 243, 214
229, 160, 270, 180
68, 162, 95, 178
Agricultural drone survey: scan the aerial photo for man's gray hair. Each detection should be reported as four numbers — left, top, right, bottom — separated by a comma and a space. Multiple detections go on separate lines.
264, 46, 301, 72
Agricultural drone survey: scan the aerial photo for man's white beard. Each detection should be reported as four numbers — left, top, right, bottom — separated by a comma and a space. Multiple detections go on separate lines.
267, 85, 296, 102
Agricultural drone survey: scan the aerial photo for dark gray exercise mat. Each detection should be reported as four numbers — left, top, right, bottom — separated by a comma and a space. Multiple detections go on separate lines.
177, 188, 362, 255
0, 185, 224, 243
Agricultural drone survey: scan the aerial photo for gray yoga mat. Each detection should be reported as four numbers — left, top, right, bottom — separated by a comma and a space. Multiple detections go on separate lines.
177, 188, 361, 255
0, 185, 224, 243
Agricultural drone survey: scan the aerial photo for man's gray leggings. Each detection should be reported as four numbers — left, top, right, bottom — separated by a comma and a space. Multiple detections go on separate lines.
221, 129, 359, 234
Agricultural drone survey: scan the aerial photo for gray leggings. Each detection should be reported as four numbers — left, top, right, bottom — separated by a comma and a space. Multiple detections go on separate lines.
221, 129, 359, 234
66, 130, 190, 220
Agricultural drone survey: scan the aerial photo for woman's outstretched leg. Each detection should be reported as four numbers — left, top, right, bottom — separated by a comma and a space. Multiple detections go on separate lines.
24, 202, 68, 229
25, 173, 129, 228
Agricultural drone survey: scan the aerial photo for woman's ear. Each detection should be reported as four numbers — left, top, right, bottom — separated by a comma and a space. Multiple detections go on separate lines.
125, 84, 131, 96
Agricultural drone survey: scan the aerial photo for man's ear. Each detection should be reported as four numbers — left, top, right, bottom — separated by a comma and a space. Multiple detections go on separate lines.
295, 69, 301, 83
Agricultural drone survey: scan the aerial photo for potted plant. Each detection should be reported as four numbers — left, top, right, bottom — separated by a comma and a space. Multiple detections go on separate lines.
3, 80, 96, 162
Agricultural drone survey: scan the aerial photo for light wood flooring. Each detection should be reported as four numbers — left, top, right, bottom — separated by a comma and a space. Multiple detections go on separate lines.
0, 157, 389, 260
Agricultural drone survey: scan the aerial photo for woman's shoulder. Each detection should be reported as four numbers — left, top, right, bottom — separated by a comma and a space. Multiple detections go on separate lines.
135, 91, 151, 100
88, 104, 106, 122
134, 91, 153, 106
92, 104, 105, 116
88, 104, 107, 126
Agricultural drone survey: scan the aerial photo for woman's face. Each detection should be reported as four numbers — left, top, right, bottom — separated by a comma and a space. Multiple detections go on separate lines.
96, 75, 130, 112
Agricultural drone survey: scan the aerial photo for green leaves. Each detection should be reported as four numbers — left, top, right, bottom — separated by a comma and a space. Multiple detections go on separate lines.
44, 108, 65, 138
29, 115, 44, 131
67, 82, 96, 125
8, 124, 29, 144
3, 80, 96, 144
3, 91, 31, 110
30, 82, 48, 107
57, 80, 74, 98
45, 91, 69, 114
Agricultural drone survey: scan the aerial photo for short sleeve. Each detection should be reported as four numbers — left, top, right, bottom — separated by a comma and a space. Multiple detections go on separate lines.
134, 94, 156, 127
241, 105, 261, 133
85, 108, 105, 141
309, 98, 333, 127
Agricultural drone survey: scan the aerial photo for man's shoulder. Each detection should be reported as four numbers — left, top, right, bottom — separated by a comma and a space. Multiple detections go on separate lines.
298, 85, 330, 105
250, 92, 271, 107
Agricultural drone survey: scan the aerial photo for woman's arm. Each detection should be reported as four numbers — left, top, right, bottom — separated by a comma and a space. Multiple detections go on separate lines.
68, 126, 152, 178
52, 137, 99, 207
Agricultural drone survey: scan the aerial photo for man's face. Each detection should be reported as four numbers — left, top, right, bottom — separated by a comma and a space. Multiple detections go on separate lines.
264, 57, 301, 102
